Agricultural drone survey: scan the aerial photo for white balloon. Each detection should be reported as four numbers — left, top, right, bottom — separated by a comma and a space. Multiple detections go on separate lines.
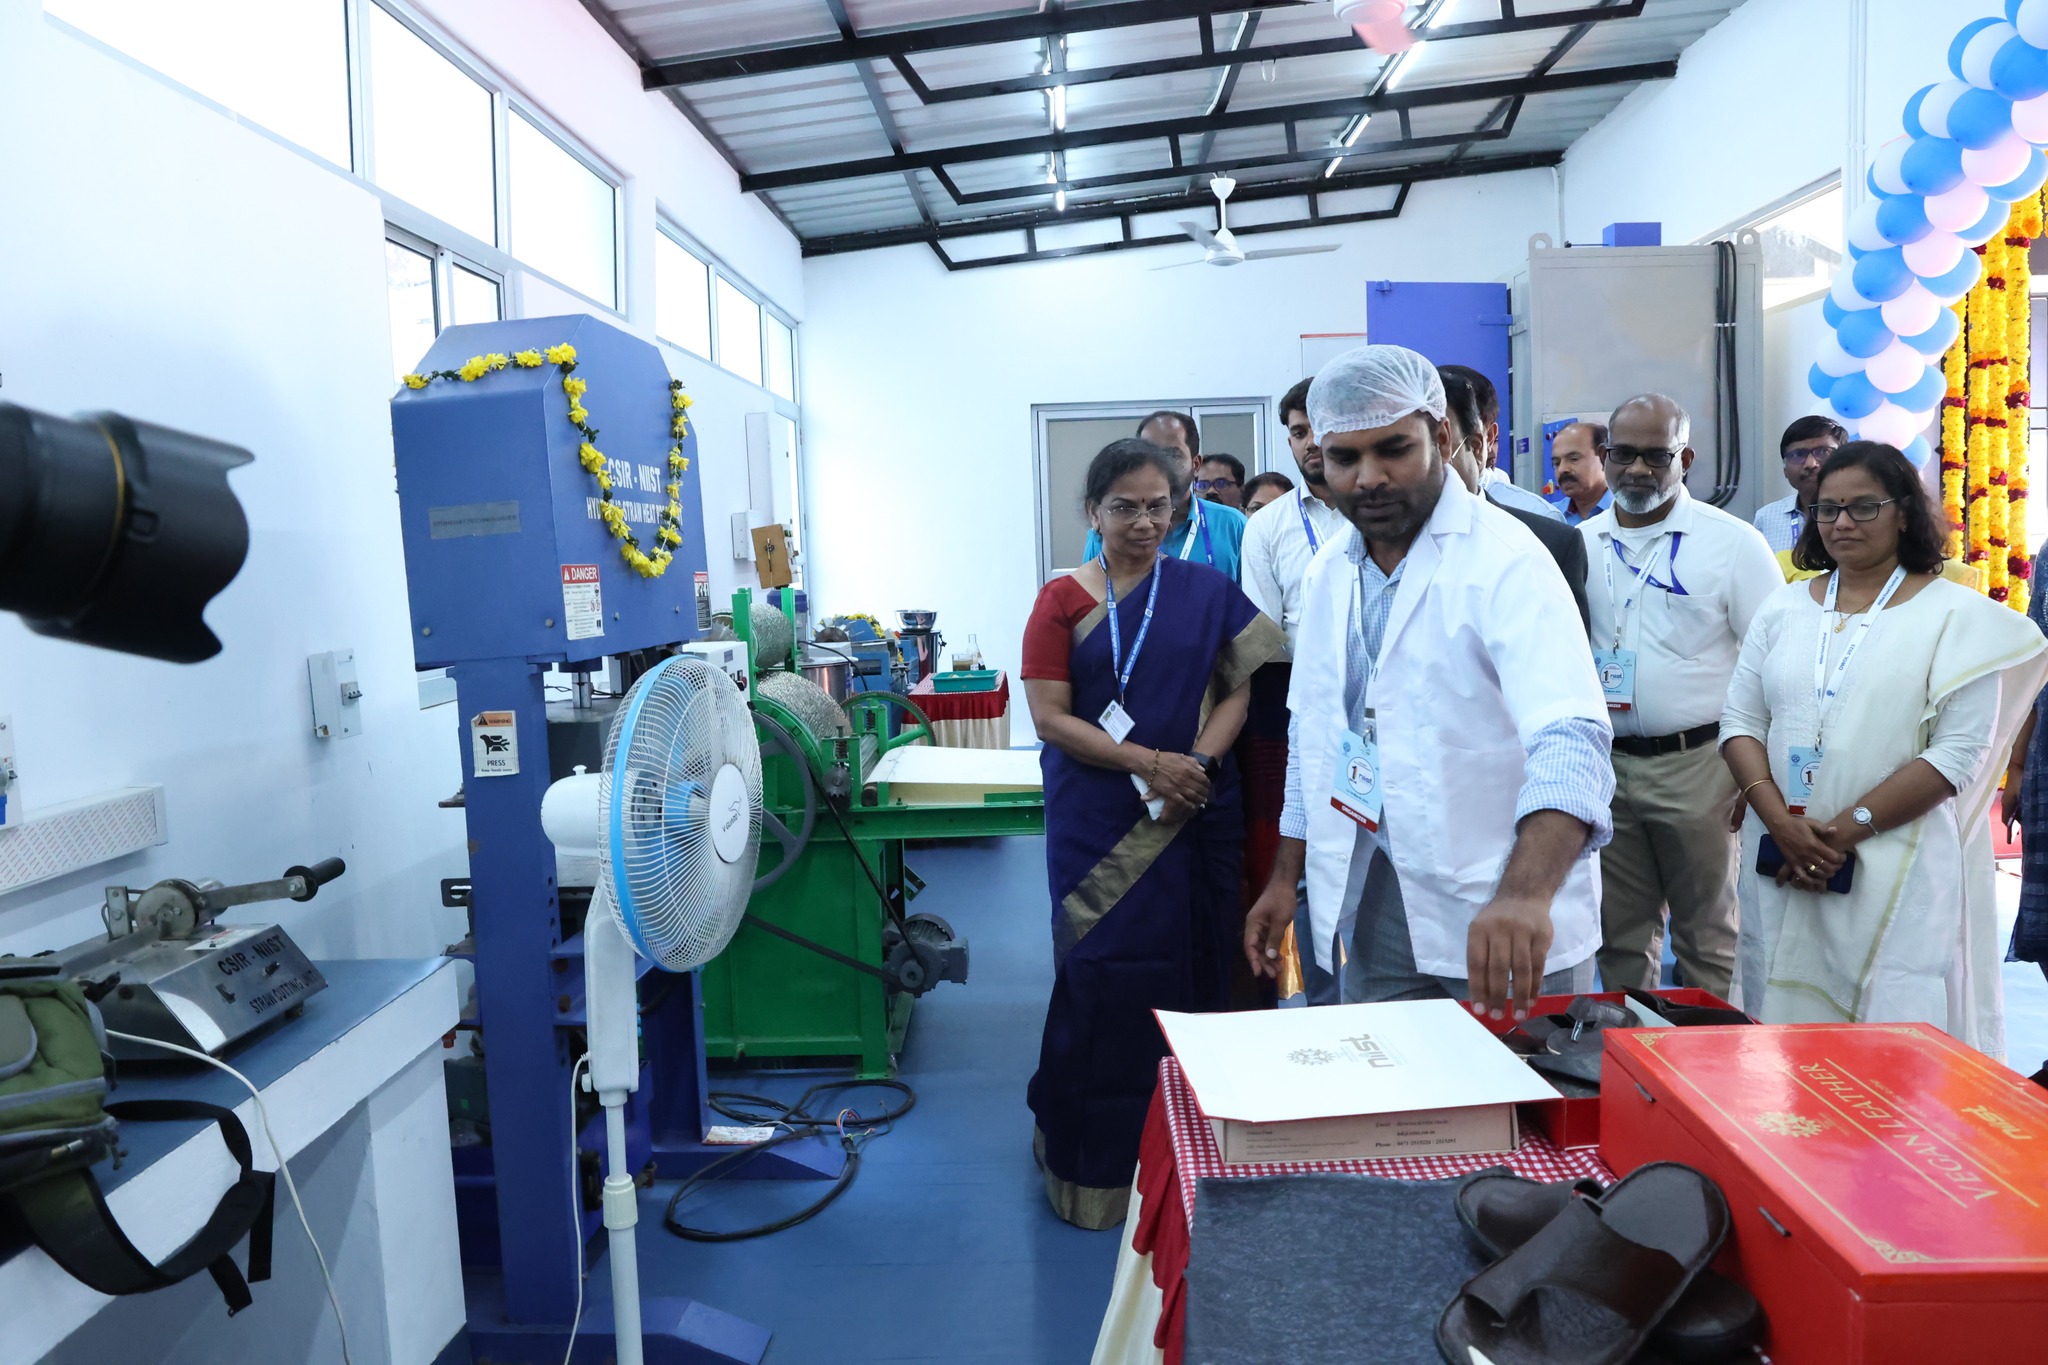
1901, 229, 1967, 276
2016, 89, 2048, 144
1848, 197, 1892, 252
1831, 268, 1882, 312
1872, 136, 1912, 195
1919, 80, 1971, 138
1926, 179, 1992, 230
1962, 22, 2018, 90
1880, 282, 1943, 337
1865, 340, 1928, 394
1857, 403, 1922, 448
1817, 334, 1866, 378
2016, 0, 2048, 50
1963, 129, 2032, 185
1956, 205, 2008, 246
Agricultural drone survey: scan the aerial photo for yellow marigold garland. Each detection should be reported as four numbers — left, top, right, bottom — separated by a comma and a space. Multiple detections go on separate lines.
2010, 214, 2035, 615
1966, 244, 1996, 577
1941, 299, 1968, 563
401, 345, 694, 579
1985, 235, 2014, 602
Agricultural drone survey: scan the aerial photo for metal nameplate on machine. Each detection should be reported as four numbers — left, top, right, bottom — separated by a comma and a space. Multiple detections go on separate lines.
50, 858, 345, 1059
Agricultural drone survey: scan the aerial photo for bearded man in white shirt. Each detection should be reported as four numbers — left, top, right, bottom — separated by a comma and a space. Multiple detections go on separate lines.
1582, 394, 1785, 998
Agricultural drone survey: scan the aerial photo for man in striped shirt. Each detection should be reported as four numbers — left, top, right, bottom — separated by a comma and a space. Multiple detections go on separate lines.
1751, 415, 1845, 553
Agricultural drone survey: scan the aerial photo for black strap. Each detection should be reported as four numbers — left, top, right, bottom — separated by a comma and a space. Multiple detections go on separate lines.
9, 1098, 276, 1315
1464, 1197, 1686, 1330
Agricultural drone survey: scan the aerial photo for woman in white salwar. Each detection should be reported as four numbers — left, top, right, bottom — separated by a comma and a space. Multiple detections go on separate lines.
1720, 441, 2048, 1058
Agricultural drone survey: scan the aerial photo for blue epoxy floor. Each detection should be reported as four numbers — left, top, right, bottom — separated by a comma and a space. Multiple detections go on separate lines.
625, 835, 1122, 1364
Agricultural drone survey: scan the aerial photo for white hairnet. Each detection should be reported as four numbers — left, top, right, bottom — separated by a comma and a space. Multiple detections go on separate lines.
1306, 344, 1446, 438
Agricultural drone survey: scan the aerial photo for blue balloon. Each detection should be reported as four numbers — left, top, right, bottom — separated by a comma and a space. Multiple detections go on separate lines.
1852, 247, 1915, 302
1847, 240, 1868, 262
1904, 85, 1935, 139
1903, 435, 1936, 468
1993, 35, 2048, 100
1896, 365, 1947, 414
1876, 194, 1934, 244
1951, 18, 2007, 80
1949, 86, 2016, 149
1838, 307, 1897, 357
1904, 309, 1964, 356
1925, 251, 1985, 299
1822, 295, 1848, 329
1809, 363, 1838, 401
1831, 372, 1886, 420
1960, 198, 2011, 243
1990, 147, 2048, 202
1901, 136, 1967, 195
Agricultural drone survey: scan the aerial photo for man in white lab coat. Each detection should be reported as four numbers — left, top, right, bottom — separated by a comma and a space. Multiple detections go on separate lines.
1244, 347, 1615, 1020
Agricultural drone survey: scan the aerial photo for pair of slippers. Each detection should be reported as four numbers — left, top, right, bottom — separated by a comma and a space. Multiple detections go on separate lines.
1435, 1163, 1765, 1365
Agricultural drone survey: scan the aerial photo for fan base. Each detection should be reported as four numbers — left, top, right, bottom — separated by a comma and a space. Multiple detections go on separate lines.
465, 1274, 769, 1364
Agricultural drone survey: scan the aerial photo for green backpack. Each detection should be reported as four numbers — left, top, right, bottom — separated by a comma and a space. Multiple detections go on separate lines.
0, 960, 276, 1313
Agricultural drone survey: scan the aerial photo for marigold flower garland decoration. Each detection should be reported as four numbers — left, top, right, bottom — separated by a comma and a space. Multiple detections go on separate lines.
402, 345, 693, 579
1939, 186, 2044, 615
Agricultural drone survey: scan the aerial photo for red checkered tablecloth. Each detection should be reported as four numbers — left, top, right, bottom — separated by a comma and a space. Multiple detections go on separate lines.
1113, 1057, 1614, 1365
909, 671, 1009, 721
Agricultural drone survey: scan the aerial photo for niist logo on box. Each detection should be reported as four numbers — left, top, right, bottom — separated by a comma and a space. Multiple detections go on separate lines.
1340, 1034, 1403, 1068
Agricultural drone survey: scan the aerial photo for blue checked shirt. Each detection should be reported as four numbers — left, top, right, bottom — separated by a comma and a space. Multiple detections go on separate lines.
1752, 494, 1803, 553
1281, 527, 1613, 857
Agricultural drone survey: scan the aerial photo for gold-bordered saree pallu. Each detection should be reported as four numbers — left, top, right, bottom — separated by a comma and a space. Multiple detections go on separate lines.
1026, 557, 1285, 1229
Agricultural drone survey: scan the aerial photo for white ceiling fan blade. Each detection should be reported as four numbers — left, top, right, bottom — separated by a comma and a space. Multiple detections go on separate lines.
1148, 256, 1211, 270
1240, 244, 1343, 260
1177, 220, 1222, 251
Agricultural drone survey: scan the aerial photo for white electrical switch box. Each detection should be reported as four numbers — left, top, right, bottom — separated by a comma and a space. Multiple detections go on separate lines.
0, 715, 17, 827
308, 650, 364, 740
679, 640, 751, 694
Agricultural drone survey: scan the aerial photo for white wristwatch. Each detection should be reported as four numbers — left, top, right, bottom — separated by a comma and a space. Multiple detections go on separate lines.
1851, 805, 1876, 832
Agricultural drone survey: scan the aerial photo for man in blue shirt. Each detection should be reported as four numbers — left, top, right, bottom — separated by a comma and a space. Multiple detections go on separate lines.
1547, 421, 1613, 525
1081, 409, 1248, 580
1752, 415, 1845, 552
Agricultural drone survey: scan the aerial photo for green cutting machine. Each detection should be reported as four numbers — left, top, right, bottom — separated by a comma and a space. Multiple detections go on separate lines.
703, 589, 1042, 1078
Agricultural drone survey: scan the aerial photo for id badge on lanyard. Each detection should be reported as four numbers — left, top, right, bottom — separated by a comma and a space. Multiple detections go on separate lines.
1330, 710, 1383, 832
1098, 555, 1162, 742
1790, 566, 1906, 814
1598, 532, 1673, 712
1177, 499, 1216, 566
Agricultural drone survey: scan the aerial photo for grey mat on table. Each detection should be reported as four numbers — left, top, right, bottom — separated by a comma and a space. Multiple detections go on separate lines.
1182, 1173, 1485, 1365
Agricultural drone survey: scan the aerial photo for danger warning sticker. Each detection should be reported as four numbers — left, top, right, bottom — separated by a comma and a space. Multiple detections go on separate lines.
562, 564, 603, 640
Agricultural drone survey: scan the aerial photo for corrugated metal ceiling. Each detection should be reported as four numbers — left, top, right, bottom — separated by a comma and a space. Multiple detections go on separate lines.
581, 0, 1742, 264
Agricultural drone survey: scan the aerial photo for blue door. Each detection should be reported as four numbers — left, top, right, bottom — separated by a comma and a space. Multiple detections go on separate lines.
1365, 281, 1516, 475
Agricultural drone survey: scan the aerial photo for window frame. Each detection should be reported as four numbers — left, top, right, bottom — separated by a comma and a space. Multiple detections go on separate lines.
502, 101, 625, 311
653, 219, 716, 361
656, 215, 800, 411
1699, 173, 1843, 313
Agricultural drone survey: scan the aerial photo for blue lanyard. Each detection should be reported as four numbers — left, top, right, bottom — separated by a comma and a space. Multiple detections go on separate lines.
1177, 499, 1216, 566
1102, 555, 1162, 702
1296, 492, 1320, 553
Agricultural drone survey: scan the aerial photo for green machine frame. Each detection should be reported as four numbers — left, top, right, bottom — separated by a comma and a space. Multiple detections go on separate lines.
702, 590, 1042, 1078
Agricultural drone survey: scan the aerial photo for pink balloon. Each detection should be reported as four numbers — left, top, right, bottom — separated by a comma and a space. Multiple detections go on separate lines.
1901, 230, 1966, 277
1880, 284, 1943, 338
1336, 0, 1404, 18
1963, 131, 2032, 187
2015, 91, 2048, 144
1865, 342, 1927, 395
1925, 180, 1991, 231
1354, 19, 1417, 51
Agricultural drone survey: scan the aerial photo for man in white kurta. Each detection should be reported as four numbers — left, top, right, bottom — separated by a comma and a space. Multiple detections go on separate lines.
1244, 346, 1616, 1020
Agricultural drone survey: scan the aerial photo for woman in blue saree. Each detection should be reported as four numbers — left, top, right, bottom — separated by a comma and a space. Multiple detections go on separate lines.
1020, 439, 1286, 1229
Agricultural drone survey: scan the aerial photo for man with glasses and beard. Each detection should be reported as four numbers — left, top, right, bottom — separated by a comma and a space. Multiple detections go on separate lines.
1579, 394, 1783, 1000
1243, 347, 1613, 1020
1240, 378, 1353, 1002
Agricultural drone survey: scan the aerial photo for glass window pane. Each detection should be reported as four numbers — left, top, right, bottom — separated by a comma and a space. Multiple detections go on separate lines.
655, 233, 712, 358
715, 277, 763, 387
1753, 185, 1844, 310
508, 114, 618, 306
49, 0, 351, 167
449, 265, 501, 327
386, 239, 437, 384
766, 315, 796, 401
366, 6, 496, 244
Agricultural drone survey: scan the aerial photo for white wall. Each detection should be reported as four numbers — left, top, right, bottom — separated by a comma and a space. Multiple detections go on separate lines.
798, 171, 1559, 710
0, 0, 801, 960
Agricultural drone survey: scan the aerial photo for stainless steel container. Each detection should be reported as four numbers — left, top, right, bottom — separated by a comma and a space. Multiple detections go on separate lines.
798, 647, 853, 702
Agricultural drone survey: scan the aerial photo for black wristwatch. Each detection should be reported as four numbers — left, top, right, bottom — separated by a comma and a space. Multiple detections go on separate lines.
1189, 751, 1221, 781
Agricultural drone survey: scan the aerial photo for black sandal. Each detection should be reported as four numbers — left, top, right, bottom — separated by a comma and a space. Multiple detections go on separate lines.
1452, 1170, 1764, 1365
1436, 1163, 1733, 1365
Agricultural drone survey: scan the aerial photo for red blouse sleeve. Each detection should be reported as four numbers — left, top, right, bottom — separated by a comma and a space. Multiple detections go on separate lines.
1020, 575, 1100, 682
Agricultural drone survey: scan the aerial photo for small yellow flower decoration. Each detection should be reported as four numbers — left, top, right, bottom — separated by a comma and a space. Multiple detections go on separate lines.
399, 341, 692, 578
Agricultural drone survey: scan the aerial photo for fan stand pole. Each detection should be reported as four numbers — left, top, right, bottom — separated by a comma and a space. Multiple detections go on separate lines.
601, 1095, 647, 1365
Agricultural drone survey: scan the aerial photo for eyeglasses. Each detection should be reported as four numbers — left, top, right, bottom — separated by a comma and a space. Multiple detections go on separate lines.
1811, 497, 1898, 524
1192, 478, 1238, 492
1604, 445, 1682, 470
1101, 501, 1174, 526
1782, 446, 1836, 467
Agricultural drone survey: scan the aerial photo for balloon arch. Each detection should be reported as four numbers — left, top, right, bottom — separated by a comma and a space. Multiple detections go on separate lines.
1817, 2, 2048, 610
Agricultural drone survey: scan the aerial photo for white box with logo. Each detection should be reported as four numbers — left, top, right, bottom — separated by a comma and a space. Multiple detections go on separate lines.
1155, 998, 1561, 1164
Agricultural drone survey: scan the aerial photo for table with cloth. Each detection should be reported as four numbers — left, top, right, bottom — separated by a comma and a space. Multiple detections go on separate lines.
910, 671, 1011, 749
1091, 1057, 1613, 1365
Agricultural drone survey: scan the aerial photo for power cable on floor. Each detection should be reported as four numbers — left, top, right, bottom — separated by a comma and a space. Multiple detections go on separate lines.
661, 1079, 915, 1243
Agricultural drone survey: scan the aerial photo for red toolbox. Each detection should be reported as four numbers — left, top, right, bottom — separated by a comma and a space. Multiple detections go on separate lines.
1602, 1023, 2048, 1364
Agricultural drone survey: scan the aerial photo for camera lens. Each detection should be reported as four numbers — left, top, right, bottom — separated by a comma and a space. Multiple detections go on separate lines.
0, 403, 252, 663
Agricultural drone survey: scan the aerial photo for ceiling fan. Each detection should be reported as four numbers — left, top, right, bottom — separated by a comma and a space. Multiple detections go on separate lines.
1152, 176, 1343, 270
